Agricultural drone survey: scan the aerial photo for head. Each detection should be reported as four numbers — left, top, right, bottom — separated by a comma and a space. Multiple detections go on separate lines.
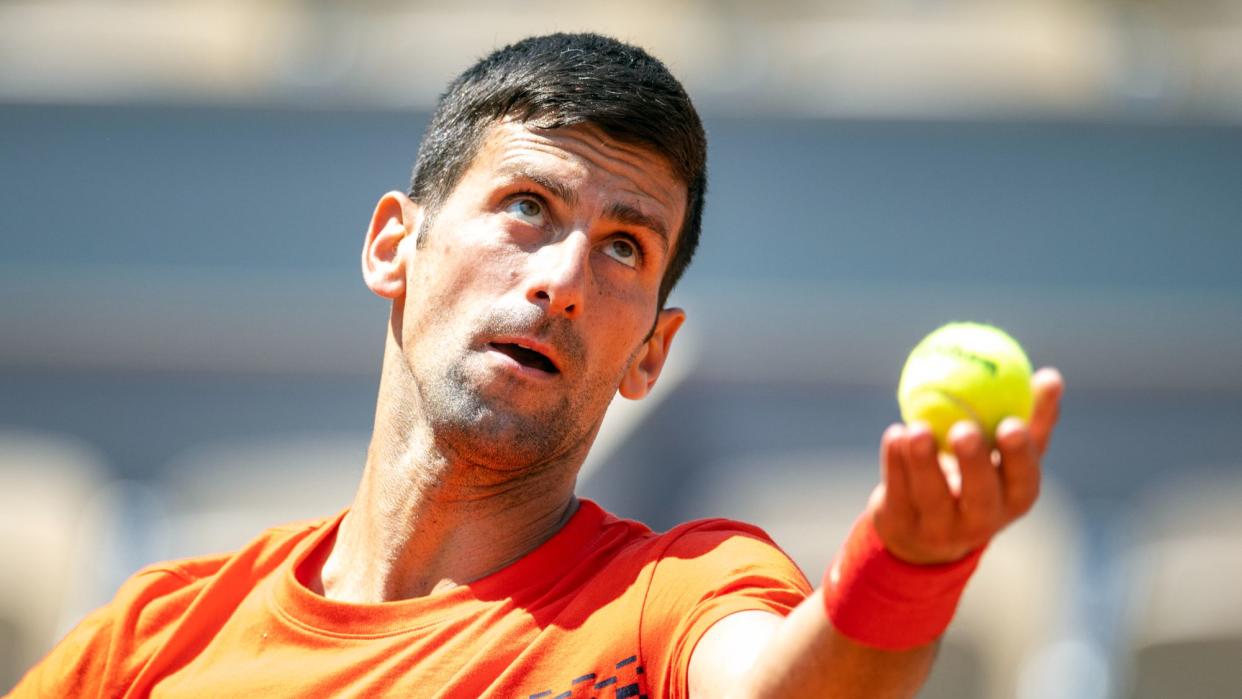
363, 34, 703, 472
409, 32, 706, 310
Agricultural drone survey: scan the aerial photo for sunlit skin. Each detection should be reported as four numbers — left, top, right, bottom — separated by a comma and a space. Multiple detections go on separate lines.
389, 121, 685, 470
308, 115, 1066, 699
309, 120, 685, 604
690, 369, 1064, 698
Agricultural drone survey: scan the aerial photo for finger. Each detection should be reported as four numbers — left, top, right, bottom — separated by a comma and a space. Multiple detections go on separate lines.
902, 421, 955, 522
879, 423, 916, 521
951, 421, 1004, 540
996, 417, 1041, 518
1028, 367, 1064, 455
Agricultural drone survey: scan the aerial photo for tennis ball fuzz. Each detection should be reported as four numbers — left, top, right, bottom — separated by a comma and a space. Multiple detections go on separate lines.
897, 322, 1033, 449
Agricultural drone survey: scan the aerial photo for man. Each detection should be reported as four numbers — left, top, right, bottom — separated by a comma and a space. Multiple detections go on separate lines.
11, 33, 1062, 698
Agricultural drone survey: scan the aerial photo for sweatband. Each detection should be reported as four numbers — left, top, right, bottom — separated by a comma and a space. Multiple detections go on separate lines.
822, 513, 985, 650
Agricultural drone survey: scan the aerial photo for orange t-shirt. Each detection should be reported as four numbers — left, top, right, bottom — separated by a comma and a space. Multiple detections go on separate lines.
10, 499, 810, 698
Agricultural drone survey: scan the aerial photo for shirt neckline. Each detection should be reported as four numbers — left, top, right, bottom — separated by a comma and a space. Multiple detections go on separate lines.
271, 498, 608, 637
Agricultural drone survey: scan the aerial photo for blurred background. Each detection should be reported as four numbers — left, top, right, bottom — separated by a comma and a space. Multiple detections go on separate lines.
2, 1, 1241, 697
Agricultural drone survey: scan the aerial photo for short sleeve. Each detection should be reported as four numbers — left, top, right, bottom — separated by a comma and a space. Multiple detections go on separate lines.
6, 563, 209, 698
639, 520, 812, 699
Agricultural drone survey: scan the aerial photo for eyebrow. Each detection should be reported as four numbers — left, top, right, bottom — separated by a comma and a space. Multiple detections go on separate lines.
604, 202, 669, 249
495, 164, 670, 248
497, 164, 579, 209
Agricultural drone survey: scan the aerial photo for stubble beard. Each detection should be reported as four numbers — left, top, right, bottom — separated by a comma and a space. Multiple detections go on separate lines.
413, 306, 627, 474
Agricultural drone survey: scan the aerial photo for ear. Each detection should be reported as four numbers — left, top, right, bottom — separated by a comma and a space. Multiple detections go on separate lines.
362, 191, 423, 300
619, 307, 686, 400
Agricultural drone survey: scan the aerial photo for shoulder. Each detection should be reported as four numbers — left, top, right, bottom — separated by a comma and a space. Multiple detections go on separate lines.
643, 517, 811, 603
612, 515, 806, 584
7, 515, 331, 696
124, 515, 328, 625
577, 507, 810, 624
626, 516, 811, 699
587, 504, 809, 591
125, 515, 326, 602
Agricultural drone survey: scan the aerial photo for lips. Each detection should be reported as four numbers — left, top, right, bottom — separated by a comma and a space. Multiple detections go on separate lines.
488, 341, 560, 374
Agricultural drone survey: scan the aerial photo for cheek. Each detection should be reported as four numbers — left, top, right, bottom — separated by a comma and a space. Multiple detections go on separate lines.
589, 288, 657, 356
418, 222, 522, 291
591, 261, 659, 321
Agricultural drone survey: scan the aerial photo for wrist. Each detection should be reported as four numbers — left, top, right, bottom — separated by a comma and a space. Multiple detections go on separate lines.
822, 513, 984, 650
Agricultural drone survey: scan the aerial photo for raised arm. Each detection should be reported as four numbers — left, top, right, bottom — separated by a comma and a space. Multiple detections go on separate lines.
689, 368, 1064, 698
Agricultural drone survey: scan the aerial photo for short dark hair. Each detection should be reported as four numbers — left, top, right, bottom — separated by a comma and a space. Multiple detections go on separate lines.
409, 32, 707, 309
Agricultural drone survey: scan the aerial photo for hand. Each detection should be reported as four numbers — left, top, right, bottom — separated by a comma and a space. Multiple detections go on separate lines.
870, 367, 1064, 565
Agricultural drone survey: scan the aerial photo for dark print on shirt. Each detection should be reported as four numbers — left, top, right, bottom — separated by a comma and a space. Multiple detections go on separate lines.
526, 654, 646, 698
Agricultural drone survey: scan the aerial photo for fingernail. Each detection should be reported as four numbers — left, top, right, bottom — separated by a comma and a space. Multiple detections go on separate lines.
951, 421, 983, 455
998, 417, 1024, 436
998, 417, 1028, 448
907, 422, 935, 458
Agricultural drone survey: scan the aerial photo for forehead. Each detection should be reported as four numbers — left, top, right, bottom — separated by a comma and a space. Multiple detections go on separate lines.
461, 121, 687, 241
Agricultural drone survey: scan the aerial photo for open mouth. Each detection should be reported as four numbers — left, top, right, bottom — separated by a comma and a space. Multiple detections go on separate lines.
489, 342, 559, 374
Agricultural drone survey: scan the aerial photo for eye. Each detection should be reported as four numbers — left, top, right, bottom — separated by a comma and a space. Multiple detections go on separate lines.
504, 195, 546, 226
603, 237, 640, 268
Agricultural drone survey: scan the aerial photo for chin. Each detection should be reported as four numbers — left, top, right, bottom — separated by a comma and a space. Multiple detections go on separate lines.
446, 416, 585, 473
428, 395, 579, 467
420, 362, 609, 469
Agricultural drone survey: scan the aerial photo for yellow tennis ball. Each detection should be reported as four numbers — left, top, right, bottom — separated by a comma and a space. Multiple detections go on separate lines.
897, 322, 1033, 449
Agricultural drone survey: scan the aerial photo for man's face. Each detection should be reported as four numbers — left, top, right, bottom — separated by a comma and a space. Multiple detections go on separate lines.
390, 120, 687, 469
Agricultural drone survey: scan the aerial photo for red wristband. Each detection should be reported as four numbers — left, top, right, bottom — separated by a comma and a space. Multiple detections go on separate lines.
822, 513, 985, 650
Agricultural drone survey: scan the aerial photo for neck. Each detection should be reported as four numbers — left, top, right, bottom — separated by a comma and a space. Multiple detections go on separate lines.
310, 329, 589, 604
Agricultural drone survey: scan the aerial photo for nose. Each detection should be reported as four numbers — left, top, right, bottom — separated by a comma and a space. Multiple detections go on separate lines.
525, 232, 588, 318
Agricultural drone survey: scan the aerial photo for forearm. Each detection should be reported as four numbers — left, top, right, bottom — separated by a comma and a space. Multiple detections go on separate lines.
689, 513, 972, 699
733, 589, 936, 699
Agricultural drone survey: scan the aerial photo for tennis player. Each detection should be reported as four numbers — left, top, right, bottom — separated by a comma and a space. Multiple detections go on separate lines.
10, 32, 1062, 698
